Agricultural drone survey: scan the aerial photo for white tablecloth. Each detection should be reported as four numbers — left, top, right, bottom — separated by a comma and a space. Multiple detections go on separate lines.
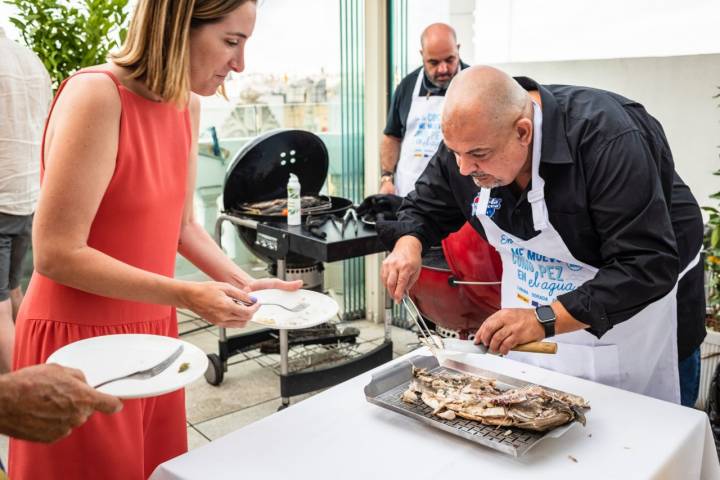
151, 349, 720, 480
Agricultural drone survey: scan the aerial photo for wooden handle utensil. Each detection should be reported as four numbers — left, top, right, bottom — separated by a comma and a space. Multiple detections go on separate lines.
511, 341, 558, 354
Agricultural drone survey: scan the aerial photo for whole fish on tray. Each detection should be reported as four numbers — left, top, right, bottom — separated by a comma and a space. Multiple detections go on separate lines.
402, 367, 589, 432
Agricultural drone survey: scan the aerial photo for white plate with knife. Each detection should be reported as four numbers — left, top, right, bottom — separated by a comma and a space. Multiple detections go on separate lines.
47, 334, 208, 399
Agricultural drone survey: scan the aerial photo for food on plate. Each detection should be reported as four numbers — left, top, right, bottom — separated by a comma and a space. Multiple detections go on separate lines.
402, 367, 589, 432
254, 317, 276, 326
178, 362, 190, 373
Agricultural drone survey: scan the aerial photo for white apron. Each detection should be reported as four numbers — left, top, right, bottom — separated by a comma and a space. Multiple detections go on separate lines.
396, 72, 445, 197
473, 103, 694, 403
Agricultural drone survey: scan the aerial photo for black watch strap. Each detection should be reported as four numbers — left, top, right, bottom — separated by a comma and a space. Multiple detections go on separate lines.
535, 305, 556, 338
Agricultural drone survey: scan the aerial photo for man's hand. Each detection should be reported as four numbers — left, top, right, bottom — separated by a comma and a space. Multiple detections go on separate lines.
379, 180, 396, 195
0, 364, 123, 443
474, 308, 545, 355
381, 236, 423, 302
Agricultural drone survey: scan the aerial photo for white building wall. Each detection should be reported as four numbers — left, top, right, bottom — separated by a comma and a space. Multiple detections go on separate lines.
401, 0, 476, 71
473, 0, 720, 63
494, 55, 720, 217
450, 0, 475, 66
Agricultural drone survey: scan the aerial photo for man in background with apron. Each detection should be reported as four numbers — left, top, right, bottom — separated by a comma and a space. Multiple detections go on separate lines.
379, 23, 468, 197
379, 66, 705, 404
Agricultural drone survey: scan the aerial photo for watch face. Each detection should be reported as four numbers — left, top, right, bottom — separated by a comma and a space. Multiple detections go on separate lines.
536, 305, 555, 323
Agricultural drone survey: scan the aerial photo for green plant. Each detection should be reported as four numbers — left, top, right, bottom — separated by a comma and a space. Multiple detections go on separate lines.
5, 0, 129, 90
704, 88, 720, 329
704, 168, 720, 325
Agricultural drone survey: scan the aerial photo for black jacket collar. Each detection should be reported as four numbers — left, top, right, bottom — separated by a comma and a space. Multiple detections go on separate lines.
514, 76, 574, 165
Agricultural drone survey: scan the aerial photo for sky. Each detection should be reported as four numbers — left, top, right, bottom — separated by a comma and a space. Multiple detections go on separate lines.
473, 0, 720, 63
3, 1, 720, 74
0, 3, 20, 41
245, 0, 340, 75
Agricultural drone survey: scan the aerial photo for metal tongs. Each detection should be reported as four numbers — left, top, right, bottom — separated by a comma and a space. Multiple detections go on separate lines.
401, 293, 444, 356
341, 208, 358, 237
305, 214, 340, 239
304, 207, 359, 239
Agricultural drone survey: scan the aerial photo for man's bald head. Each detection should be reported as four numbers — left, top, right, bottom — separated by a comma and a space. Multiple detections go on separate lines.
419, 23, 460, 89
420, 23, 457, 49
441, 66, 535, 189
443, 66, 530, 134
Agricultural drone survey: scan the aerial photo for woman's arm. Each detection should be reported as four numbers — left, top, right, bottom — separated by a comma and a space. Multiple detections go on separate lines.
176, 94, 254, 287
177, 94, 302, 293
33, 73, 257, 327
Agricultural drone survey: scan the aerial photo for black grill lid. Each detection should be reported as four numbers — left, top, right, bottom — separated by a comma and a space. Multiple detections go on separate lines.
223, 129, 329, 211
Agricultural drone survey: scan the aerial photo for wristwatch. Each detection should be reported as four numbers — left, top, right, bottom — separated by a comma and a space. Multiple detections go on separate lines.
535, 305, 556, 338
380, 171, 394, 184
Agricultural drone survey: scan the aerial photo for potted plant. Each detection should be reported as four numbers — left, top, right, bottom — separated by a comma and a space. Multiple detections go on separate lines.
705, 169, 720, 329
5, 0, 129, 89
698, 164, 720, 408
696, 88, 720, 408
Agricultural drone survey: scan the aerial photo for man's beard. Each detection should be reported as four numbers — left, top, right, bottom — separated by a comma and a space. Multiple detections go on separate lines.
471, 173, 503, 189
430, 73, 453, 89
425, 66, 458, 90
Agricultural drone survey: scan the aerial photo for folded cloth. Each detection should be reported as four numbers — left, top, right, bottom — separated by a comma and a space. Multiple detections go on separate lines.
356, 194, 403, 223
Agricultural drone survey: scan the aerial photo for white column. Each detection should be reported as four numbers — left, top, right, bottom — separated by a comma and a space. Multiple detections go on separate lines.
363, 0, 389, 323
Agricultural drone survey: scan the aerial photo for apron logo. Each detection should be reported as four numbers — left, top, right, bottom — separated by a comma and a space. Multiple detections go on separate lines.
471, 193, 502, 218
486, 197, 502, 218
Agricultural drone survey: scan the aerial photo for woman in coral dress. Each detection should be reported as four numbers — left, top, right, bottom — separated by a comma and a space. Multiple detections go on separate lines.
9, 1, 299, 478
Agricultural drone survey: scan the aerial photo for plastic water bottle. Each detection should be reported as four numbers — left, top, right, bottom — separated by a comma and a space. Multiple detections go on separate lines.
287, 173, 301, 225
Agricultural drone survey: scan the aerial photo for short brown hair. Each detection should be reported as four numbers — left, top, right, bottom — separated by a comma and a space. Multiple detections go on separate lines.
112, 0, 254, 106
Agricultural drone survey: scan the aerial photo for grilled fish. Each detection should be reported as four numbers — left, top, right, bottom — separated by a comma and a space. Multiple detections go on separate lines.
402, 367, 589, 432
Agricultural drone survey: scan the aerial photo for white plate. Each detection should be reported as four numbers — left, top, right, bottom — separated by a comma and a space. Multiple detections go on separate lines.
47, 334, 208, 399
249, 289, 339, 330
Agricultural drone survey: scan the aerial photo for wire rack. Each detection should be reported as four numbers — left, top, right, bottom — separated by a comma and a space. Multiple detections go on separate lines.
374, 367, 544, 456
239, 335, 383, 374
178, 308, 395, 375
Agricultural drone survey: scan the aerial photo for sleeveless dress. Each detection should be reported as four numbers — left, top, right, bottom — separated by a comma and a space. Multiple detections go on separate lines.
9, 70, 191, 480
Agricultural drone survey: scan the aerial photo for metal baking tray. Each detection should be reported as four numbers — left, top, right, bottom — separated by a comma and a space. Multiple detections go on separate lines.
364, 355, 584, 457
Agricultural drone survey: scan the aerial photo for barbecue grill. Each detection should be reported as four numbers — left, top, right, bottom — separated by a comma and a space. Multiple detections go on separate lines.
222, 129, 353, 287
206, 129, 392, 408
410, 222, 502, 339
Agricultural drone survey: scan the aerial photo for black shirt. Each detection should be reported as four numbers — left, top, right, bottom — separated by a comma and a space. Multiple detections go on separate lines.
383, 61, 470, 139
378, 77, 705, 356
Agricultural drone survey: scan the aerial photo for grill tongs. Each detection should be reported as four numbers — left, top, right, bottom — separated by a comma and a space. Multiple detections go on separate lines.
304, 208, 359, 240
401, 294, 557, 356
401, 293, 444, 355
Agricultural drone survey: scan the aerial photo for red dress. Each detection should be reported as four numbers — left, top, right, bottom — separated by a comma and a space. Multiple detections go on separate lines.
9, 70, 191, 480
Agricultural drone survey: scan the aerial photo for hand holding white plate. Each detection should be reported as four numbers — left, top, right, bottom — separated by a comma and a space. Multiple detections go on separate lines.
249, 289, 339, 330
46, 334, 208, 399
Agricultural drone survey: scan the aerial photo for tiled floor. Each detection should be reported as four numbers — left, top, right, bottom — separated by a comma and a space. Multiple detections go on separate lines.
0, 311, 420, 467
179, 309, 421, 448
